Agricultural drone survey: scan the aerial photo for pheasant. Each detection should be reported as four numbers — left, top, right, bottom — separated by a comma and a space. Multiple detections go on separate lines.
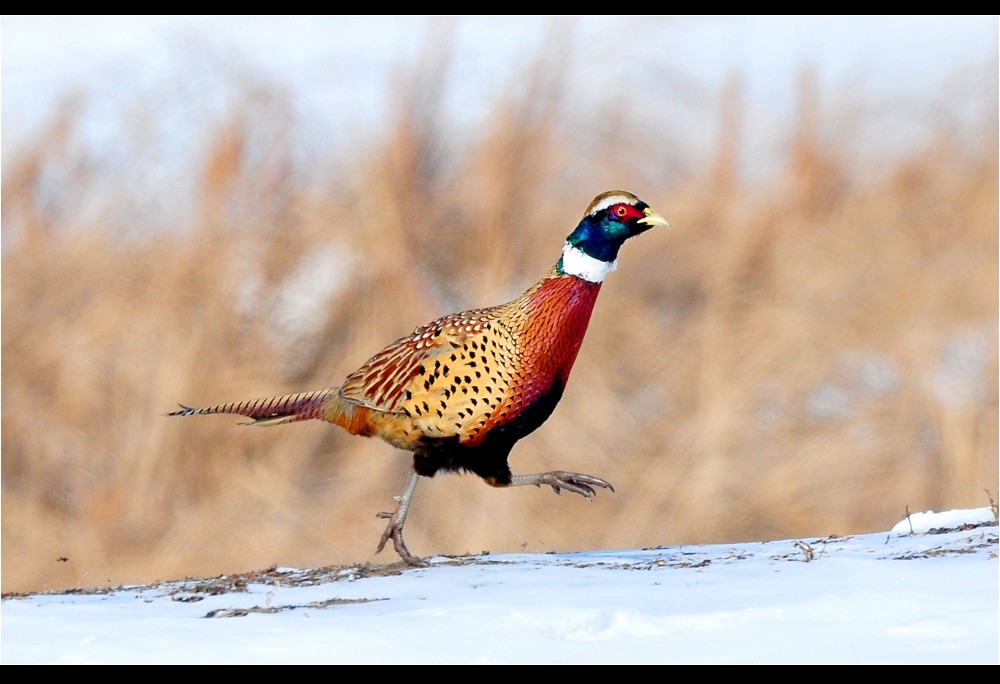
170, 190, 669, 566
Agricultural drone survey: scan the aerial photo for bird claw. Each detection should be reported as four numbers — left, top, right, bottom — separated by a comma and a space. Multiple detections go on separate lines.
376, 511, 428, 567
513, 470, 615, 499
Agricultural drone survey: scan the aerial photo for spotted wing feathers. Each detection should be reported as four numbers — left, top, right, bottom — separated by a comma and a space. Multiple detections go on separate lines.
338, 307, 521, 444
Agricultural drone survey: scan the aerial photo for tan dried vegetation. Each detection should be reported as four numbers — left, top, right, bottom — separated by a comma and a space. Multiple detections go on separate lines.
2, 32, 997, 593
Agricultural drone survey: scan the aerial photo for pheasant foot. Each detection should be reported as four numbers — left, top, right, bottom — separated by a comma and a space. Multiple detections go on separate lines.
509, 471, 614, 498
375, 472, 428, 567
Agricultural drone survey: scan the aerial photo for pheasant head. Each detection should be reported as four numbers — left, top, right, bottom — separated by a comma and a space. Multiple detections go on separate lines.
559, 190, 669, 283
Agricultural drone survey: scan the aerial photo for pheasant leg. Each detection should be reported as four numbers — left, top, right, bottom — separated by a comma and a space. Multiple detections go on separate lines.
376, 471, 428, 567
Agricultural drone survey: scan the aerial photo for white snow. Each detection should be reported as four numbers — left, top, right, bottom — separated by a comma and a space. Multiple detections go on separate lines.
891, 507, 997, 534
2, 508, 996, 664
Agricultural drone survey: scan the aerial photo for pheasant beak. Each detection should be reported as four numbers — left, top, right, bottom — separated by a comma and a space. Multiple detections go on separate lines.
638, 207, 670, 229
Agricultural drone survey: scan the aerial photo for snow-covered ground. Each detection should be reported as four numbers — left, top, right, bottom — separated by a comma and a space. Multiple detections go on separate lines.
2, 508, 996, 664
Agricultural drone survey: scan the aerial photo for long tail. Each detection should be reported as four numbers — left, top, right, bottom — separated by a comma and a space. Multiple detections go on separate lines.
167, 388, 338, 427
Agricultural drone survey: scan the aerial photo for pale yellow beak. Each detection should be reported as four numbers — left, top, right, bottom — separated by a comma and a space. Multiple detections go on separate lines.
639, 207, 670, 229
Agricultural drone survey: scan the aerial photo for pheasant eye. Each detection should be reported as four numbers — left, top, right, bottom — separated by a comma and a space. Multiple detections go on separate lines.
614, 205, 628, 218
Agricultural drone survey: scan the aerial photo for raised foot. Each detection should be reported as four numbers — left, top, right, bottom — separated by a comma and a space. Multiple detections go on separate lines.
376, 510, 429, 567
510, 470, 615, 498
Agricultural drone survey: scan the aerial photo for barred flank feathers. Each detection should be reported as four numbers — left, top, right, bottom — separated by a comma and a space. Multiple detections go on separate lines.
168, 388, 337, 426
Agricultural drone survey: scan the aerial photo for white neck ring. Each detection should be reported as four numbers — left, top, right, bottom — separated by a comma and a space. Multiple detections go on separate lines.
561, 242, 617, 283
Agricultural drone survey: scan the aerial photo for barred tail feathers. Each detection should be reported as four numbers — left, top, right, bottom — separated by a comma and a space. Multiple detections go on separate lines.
168, 388, 338, 426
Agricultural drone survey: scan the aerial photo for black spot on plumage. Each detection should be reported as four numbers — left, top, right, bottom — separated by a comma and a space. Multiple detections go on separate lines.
450, 354, 457, 362
437, 410, 443, 417
443, 365, 450, 377
417, 365, 425, 376
422, 402, 429, 412
440, 400, 447, 409
470, 398, 478, 406
464, 376, 472, 383
472, 386, 479, 393
405, 390, 412, 400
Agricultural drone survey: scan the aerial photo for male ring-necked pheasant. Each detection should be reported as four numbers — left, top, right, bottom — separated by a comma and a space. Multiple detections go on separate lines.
170, 191, 669, 566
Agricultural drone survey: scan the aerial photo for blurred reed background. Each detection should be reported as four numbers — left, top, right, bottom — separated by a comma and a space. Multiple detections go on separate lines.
2, 17, 997, 594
